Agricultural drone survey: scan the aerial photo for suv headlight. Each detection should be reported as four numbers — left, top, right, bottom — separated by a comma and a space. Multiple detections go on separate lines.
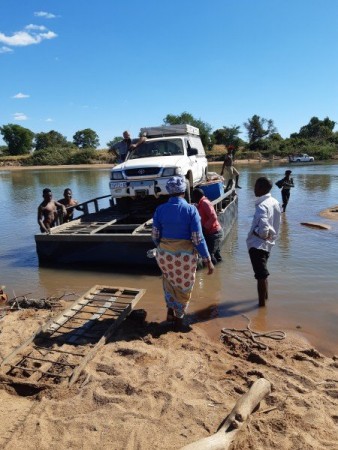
162, 167, 176, 176
111, 171, 123, 180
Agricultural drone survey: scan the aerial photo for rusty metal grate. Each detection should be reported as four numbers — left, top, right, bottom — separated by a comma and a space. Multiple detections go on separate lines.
0, 285, 146, 387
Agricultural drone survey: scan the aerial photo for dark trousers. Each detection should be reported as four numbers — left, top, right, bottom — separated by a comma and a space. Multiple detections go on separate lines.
282, 189, 290, 211
205, 229, 224, 262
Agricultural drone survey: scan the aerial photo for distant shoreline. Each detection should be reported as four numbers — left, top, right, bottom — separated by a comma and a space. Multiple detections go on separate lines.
0, 158, 288, 171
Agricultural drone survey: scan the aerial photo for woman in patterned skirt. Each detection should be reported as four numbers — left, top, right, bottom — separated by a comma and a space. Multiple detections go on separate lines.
152, 176, 214, 330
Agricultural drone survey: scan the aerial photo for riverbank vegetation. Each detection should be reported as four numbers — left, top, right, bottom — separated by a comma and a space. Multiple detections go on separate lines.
1, 113, 338, 166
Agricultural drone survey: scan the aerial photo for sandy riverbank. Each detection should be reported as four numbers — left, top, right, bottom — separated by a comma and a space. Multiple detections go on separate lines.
320, 205, 338, 221
0, 304, 337, 449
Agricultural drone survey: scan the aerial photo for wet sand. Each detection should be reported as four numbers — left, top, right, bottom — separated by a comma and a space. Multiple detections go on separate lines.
320, 205, 338, 221
0, 305, 337, 449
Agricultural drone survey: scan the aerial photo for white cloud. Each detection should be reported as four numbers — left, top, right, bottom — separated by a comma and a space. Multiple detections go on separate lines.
0, 46, 13, 53
12, 92, 30, 99
13, 112, 28, 121
45, 118, 53, 122
0, 25, 57, 47
34, 11, 57, 19
25, 24, 47, 31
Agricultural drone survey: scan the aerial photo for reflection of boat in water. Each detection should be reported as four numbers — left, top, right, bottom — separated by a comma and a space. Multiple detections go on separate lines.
35, 185, 238, 268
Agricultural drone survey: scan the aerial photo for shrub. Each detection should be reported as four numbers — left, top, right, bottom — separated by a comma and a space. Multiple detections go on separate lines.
24, 147, 71, 165
67, 148, 96, 164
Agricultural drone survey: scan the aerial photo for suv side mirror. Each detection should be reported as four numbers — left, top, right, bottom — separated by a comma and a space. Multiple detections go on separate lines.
187, 148, 198, 157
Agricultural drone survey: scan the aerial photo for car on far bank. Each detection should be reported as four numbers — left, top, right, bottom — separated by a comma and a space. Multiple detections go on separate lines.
288, 153, 315, 163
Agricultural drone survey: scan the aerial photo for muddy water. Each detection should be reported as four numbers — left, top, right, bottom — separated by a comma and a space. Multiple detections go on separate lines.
0, 163, 337, 355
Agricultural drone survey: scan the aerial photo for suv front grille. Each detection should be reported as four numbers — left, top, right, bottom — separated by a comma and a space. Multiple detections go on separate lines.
125, 168, 161, 177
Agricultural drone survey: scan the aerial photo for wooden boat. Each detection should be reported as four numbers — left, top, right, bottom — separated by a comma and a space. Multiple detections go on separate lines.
0, 285, 146, 388
35, 186, 238, 267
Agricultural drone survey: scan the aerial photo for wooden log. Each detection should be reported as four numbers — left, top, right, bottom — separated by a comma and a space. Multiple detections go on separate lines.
181, 378, 271, 450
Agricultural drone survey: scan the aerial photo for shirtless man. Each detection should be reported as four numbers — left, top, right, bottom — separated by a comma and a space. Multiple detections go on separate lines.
58, 188, 83, 222
37, 188, 66, 233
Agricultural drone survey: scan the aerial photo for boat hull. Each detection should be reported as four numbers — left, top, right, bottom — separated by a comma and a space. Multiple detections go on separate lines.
35, 194, 238, 268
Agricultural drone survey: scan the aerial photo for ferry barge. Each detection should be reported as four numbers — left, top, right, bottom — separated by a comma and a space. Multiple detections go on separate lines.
35, 185, 238, 268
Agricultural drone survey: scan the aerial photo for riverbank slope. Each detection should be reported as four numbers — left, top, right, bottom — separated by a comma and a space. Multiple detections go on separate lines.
0, 306, 337, 449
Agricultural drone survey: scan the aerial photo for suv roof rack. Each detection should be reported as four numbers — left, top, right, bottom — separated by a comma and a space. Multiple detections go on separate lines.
140, 124, 200, 138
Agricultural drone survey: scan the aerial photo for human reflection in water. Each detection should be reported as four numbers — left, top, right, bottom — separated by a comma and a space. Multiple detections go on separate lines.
278, 213, 290, 257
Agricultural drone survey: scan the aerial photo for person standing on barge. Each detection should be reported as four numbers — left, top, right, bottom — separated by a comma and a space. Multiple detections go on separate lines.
152, 176, 214, 330
110, 131, 146, 163
220, 146, 242, 190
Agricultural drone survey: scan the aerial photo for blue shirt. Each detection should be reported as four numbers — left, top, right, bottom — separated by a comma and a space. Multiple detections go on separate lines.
152, 196, 210, 259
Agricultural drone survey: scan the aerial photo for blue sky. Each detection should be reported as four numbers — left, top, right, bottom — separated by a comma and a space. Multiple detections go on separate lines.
1, 0, 338, 148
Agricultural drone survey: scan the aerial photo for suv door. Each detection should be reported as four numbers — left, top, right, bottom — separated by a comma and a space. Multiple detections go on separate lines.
186, 139, 200, 184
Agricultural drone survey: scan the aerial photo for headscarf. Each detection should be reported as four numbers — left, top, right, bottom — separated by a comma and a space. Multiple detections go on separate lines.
166, 176, 187, 195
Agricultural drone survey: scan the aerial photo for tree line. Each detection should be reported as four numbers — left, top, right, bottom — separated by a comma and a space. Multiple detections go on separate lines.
1, 113, 337, 164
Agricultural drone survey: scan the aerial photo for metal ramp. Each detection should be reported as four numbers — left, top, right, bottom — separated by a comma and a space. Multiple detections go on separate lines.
0, 285, 146, 387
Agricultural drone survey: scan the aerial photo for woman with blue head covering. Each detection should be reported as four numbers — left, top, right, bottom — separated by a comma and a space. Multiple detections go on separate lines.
152, 176, 214, 330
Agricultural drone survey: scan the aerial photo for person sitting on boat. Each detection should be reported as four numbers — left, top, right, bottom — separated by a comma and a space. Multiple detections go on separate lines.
38, 188, 67, 233
152, 176, 214, 330
220, 146, 242, 190
192, 188, 224, 265
58, 188, 83, 222
110, 131, 146, 163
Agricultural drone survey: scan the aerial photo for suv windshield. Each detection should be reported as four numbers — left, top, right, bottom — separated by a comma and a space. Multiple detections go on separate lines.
128, 139, 184, 160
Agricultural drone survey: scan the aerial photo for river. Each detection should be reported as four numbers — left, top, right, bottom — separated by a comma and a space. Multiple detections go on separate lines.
0, 162, 337, 355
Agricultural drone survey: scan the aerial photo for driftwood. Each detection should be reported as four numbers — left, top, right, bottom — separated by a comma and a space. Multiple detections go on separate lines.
300, 222, 331, 230
181, 378, 271, 450
6, 292, 75, 310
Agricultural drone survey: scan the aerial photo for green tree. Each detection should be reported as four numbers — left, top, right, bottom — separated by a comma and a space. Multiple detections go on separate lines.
212, 125, 242, 149
106, 136, 122, 150
73, 128, 99, 149
295, 116, 335, 141
35, 130, 69, 150
243, 115, 277, 150
163, 112, 212, 149
0, 124, 34, 155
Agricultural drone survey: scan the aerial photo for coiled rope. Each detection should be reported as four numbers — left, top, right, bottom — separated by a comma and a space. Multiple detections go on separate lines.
221, 314, 286, 351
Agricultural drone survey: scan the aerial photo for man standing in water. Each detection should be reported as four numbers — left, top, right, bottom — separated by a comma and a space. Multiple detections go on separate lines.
37, 188, 66, 233
247, 177, 281, 307
279, 170, 294, 212
58, 188, 83, 222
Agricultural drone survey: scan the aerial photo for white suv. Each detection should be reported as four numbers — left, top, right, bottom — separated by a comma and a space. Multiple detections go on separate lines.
109, 125, 208, 204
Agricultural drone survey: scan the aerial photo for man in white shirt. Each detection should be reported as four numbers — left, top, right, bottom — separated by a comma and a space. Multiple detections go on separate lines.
246, 177, 281, 307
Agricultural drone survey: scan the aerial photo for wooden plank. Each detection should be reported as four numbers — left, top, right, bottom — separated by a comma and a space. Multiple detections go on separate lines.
9, 365, 70, 379
89, 219, 119, 234
68, 287, 146, 385
131, 218, 153, 235
34, 346, 85, 357
24, 356, 76, 367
